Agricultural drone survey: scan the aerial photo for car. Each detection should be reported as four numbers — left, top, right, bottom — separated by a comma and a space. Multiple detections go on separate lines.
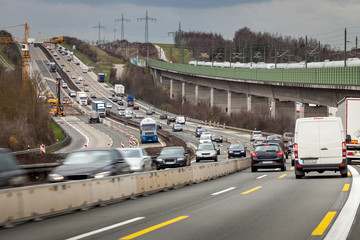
90, 93, 96, 98
83, 82, 88, 86
127, 101, 134, 107
61, 63, 65, 67
294, 117, 347, 179
212, 142, 220, 155
84, 87, 89, 92
155, 146, 190, 170
267, 135, 280, 140
199, 134, 212, 144
71, 75, 76, 79
107, 94, 113, 99
118, 101, 124, 106
83, 69, 87, 73
196, 143, 218, 162
106, 102, 112, 108
112, 97, 118, 102
227, 142, 247, 158
117, 148, 152, 172
176, 116, 186, 124
75, 79, 80, 84
0, 148, 28, 189
263, 139, 287, 159
149, 107, 155, 113
211, 133, 223, 143
125, 112, 132, 119
133, 105, 139, 110
48, 148, 130, 182
66, 68, 70, 72
53, 52, 57, 56
109, 90, 115, 96
146, 109, 153, 115
119, 108, 126, 116
156, 121, 162, 129
195, 126, 206, 137
172, 123, 183, 132
253, 137, 266, 147
56, 57, 60, 60
168, 116, 176, 122
282, 132, 294, 142
251, 143, 286, 172
135, 113, 144, 119
160, 113, 168, 119
200, 131, 212, 138
62, 82, 68, 88
46, 61, 50, 65
69, 90, 76, 97
78, 76, 83, 81
250, 130, 263, 141
118, 105, 124, 110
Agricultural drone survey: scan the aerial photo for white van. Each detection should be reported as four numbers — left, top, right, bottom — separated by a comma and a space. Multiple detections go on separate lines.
176, 116, 186, 124
293, 117, 347, 179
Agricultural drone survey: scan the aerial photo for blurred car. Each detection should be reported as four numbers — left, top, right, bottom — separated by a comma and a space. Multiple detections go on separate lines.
125, 112, 132, 119
263, 139, 288, 159
227, 142, 246, 158
56, 57, 60, 60
146, 109, 153, 115
133, 105, 139, 110
71, 75, 76, 79
62, 82, 68, 88
267, 135, 280, 140
282, 132, 294, 142
160, 113, 168, 119
251, 143, 286, 172
48, 148, 130, 182
119, 108, 126, 116
211, 133, 223, 143
106, 102, 112, 108
172, 123, 183, 132
0, 148, 27, 189
199, 134, 212, 144
149, 107, 155, 113
135, 113, 144, 119
201, 131, 212, 138
118, 101, 124, 106
84, 87, 89, 92
83, 69, 87, 73
253, 137, 266, 147
90, 93, 96, 98
195, 126, 206, 137
168, 116, 176, 122
117, 148, 152, 172
83, 82, 88, 86
61, 63, 65, 67
250, 130, 263, 141
66, 68, 70, 72
212, 142, 220, 155
156, 121, 162, 129
155, 147, 190, 170
75, 79, 80, 84
112, 97, 118, 103
196, 143, 218, 162
78, 76, 83, 81
107, 94, 113, 99
176, 116, 186, 124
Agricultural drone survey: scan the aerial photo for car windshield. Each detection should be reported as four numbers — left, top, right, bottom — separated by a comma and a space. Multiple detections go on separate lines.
200, 135, 211, 140
198, 144, 214, 151
63, 151, 113, 164
160, 148, 184, 156
229, 143, 244, 150
255, 145, 280, 152
253, 131, 262, 134
212, 134, 220, 138
120, 149, 141, 158
142, 125, 156, 131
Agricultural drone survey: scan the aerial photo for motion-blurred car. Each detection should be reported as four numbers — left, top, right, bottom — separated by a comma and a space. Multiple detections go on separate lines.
172, 123, 183, 132
212, 142, 220, 155
62, 82, 68, 88
0, 148, 27, 189
119, 108, 126, 116
253, 137, 266, 147
106, 102, 112, 108
117, 148, 152, 172
196, 143, 218, 162
118, 101, 124, 106
83, 82, 88, 86
227, 142, 246, 158
133, 105, 139, 110
146, 109, 153, 115
125, 112, 132, 119
75, 79, 80, 84
156, 121, 162, 129
48, 148, 130, 182
251, 143, 286, 172
195, 126, 206, 137
155, 147, 190, 170
160, 113, 168, 119
84, 87, 89, 92
282, 132, 294, 142
78, 76, 83, 81
66, 68, 70, 72
135, 113, 144, 119
71, 75, 76, 79
168, 116, 176, 122
250, 130, 263, 141
199, 134, 212, 144
267, 135, 280, 140
112, 97, 118, 103
211, 133, 223, 143
90, 93, 96, 98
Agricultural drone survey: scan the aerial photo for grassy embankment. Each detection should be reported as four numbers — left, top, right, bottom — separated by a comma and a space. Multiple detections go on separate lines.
0, 51, 15, 68
155, 43, 194, 63
50, 122, 65, 142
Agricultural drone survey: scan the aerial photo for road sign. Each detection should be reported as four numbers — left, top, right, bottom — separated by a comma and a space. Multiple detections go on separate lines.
40, 144, 45, 154
121, 141, 125, 148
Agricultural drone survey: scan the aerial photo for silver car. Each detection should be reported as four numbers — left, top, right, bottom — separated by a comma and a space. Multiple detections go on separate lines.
199, 134, 212, 144
117, 148, 152, 172
196, 143, 218, 162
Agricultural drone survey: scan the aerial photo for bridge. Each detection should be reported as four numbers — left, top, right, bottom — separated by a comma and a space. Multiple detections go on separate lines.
149, 60, 360, 118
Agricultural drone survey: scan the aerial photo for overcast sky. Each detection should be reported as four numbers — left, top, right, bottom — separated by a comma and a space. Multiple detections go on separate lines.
1, 0, 360, 48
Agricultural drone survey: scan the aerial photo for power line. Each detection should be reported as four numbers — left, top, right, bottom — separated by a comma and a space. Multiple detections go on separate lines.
115, 13, 130, 41
93, 21, 106, 45
137, 10, 156, 43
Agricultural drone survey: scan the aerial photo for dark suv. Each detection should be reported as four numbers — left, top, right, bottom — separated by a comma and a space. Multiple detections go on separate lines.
0, 148, 27, 189
195, 126, 206, 137
251, 143, 286, 172
156, 147, 190, 170
263, 139, 288, 159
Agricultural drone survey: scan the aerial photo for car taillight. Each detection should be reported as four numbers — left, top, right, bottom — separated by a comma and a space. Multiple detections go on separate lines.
342, 142, 346, 158
251, 153, 257, 157
294, 143, 298, 159
277, 152, 283, 156
347, 152, 354, 156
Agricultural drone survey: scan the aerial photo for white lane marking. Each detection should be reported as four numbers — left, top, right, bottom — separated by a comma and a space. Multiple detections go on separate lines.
66, 217, 145, 240
325, 165, 360, 240
256, 175, 267, 179
211, 187, 236, 196
61, 117, 90, 149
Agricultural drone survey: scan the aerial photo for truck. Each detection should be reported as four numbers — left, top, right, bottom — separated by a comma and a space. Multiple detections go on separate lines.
140, 118, 158, 143
89, 111, 100, 124
114, 84, 125, 96
49, 62, 56, 72
98, 73, 105, 83
76, 92, 87, 106
92, 101, 106, 118
337, 97, 360, 164
127, 94, 135, 107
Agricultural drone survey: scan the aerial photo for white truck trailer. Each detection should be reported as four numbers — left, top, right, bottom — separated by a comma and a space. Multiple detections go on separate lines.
114, 84, 125, 96
76, 92, 87, 106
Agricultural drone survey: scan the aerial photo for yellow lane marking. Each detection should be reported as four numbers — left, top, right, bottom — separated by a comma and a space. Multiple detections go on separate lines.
278, 174, 287, 179
348, 172, 351, 177
290, 167, 294, 170
241, 186, 262, 195
342, 184, 350, 192
311, 211, 336, 236
223, 151, 227, 154
120, 216, 188, 240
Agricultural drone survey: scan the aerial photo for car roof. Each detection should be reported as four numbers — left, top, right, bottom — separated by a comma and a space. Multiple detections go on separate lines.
162, 146, 184, 150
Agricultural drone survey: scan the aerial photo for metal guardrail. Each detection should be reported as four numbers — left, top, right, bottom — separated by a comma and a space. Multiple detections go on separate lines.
149, 60, 360, 86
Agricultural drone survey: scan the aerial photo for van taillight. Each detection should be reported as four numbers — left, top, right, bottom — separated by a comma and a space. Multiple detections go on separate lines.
294, 143, 298, 159
251, 153, 257, 157
277, 152, 283, 156
342, 142, 346, 157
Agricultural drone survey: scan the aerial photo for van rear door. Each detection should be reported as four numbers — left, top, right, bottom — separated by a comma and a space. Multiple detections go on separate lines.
297, 120, 320, 164
319, 119, 343, 164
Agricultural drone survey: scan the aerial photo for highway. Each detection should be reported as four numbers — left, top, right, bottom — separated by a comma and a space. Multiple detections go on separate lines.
2, 44, 358, 240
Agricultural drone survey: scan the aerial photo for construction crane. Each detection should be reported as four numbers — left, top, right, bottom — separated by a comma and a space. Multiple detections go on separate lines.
0, 23, 63, 81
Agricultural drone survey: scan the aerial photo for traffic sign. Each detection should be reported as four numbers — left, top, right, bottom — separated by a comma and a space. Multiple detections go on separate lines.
40, 144, 45, 154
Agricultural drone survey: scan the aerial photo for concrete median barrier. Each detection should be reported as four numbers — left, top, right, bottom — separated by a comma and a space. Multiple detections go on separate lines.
0, 157, 250, 227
